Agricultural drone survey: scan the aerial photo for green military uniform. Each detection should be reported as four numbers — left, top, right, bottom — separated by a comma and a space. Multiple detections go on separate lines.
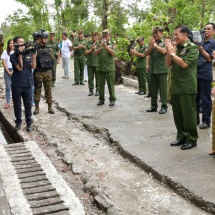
150, 38, 169, 110
171, 39, 199, 144
86, 40, 99, 94
97, 31, 116, 105
136, 43, 146, 93
72, 35, 87, 84
212, 99, 215, 151
47, 36, 60, 85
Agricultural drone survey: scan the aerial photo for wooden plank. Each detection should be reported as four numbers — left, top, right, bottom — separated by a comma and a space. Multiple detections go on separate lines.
25, 191, 59, 201
21, 180, 51, 190
32, 204, 68, 215
28, 197, 63, 208
23, 185, 56, 195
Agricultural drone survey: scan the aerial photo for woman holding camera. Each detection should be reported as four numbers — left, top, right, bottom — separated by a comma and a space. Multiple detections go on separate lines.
1, 39, 14, 109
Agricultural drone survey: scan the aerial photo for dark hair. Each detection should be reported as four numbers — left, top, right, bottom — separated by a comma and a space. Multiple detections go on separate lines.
174, 25, 190, 34
62, 32, 68, 37
205, 23, 215, 30
7, 39, 13, 55
13, 36, 23, 44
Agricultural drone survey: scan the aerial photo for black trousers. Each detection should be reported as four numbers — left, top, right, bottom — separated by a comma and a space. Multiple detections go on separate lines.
196, 78, 212, 124
12, 86, 32, 126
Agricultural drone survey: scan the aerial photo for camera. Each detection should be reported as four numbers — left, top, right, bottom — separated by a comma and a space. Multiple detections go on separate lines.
189, 30, 205, 46
14, 42, 38, 55
101, 39, 106, 44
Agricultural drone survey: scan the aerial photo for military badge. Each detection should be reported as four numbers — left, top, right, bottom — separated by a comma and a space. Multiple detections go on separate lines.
180, 48, 187, 55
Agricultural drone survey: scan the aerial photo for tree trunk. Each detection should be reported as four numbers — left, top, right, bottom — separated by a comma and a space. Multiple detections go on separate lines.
102, 0, 108, 30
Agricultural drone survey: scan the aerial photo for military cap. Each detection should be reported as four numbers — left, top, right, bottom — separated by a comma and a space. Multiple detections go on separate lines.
78, 30, 84, 34
153, 26, 164, 33
102, 29, 110, 37
136, 36, 144, 43
91, 31, 98, 36
49, 32, 55, 36
85, 34, 91, 37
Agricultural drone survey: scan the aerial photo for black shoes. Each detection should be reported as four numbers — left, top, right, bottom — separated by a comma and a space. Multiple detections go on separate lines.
144, 94, 151, 98
146, 107, 157, 112
97, 102, 104, 106
27, 125, 33, 132
109, 101, 115, 106
170, 140, 185, 146
159, 108, 167, 114
80, 82, 85, 85
181, 143, 197, 150
199, 122, 210, 129
72, 83, 79, 85
15, 124, 21, 131
88, 91, 93, 96
94, 91, 99, 96
135, 91, 146, 95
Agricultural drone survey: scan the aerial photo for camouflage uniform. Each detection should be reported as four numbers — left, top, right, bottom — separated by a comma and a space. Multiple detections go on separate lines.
47, 33, 60, 85
34, 42, 55, 114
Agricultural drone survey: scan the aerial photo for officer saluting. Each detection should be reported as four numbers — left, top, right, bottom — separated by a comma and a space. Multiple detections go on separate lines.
34, 29, 55, 115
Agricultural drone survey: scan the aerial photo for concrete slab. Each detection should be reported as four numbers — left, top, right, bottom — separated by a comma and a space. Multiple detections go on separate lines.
51, 60, 215, 212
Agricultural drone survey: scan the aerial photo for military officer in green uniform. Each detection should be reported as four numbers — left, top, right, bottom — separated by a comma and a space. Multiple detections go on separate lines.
47, 32, 60, 87
146, 27, 169, 114
94, 29, 116, 106
130, 36, 147, 95
85, 31, 99, 96
72, 30, 87, 85
165, 24, 199, 150
0, 32, 4, 57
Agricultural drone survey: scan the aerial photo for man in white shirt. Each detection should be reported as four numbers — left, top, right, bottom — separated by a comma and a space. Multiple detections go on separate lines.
61, 32, 72, 79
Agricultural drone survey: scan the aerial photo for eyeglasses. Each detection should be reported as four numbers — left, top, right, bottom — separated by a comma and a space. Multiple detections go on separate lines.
173, 33, 184, 37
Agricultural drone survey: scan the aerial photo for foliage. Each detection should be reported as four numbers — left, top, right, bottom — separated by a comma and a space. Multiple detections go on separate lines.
115, 37, 130, 62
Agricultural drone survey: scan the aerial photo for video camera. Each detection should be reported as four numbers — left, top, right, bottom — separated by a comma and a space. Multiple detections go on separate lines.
14, 41, 38, 55
189, 30, 205, 46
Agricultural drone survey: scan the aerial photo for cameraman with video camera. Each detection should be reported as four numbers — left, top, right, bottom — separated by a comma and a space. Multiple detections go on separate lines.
196, 23, 215, 129
10, 36, 36, 132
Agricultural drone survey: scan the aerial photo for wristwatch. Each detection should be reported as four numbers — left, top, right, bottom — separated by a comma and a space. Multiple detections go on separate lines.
171, 53, 176, 58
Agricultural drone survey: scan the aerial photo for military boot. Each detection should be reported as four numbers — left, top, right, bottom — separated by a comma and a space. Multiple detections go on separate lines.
94, 90, 99, 96
33, 103, 39, 115
48, 103, 55, 114
88, 90, 93, 96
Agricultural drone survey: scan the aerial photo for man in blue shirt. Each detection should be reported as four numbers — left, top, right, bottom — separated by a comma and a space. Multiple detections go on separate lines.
10, 36, 36, 132
196, 23, 215, 129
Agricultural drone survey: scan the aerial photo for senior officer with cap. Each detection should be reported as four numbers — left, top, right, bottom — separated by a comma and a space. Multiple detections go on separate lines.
130, 36, 147, 95
47, 32, 60, 87
145, 27, 169, 114
94, 29, 116, 106
165, 24, 199, 150
85, 31, 99, 96
72, 30, 87, 85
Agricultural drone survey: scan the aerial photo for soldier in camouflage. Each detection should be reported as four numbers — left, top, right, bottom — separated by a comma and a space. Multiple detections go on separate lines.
47, 32, 60, 87
34, 29, 55, 115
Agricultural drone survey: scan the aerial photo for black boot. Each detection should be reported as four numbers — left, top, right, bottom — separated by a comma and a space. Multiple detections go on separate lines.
88, 90, 93, 96
33, 103, 39, 115
48, 103, 55, 114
